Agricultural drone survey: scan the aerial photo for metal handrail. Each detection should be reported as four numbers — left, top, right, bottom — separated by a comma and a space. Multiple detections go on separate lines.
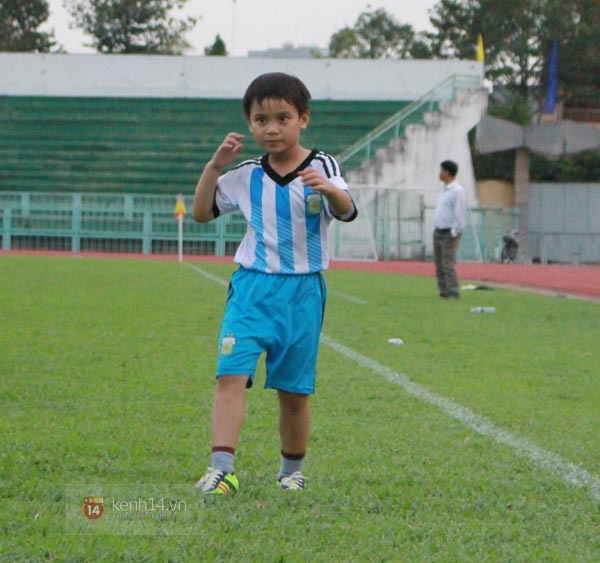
336, 73, 483, 170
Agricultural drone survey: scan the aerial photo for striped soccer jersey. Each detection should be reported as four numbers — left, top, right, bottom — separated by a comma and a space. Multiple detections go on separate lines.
214, 149, 356, 274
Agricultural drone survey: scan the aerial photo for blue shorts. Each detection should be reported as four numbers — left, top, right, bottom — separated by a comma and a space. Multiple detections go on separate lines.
216, 268, 327, 395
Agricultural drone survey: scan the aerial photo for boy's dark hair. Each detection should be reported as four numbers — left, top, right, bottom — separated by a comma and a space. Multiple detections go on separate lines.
243, 72, 311, 118
440, 160, 458, 177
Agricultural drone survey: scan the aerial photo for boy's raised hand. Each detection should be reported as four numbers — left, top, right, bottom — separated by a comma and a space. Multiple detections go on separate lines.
297, 168, 335, 195
298, 168, 354, 218
211, 133, 244, 169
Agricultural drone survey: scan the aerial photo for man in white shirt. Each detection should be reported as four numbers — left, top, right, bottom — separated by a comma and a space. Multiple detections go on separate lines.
433, 160, 466, 299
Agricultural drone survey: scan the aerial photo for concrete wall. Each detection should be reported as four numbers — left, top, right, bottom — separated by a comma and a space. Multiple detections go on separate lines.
529, 183, 600, 264
350, 89, 487, 203
0, 53, 483, 101
348, 87, 489, 257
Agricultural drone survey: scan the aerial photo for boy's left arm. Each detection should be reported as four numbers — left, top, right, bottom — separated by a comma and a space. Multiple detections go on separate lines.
298, 169, 356, 221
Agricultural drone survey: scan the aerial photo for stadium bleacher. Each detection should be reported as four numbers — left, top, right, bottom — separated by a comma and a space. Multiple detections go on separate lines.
0, 96, 408, 194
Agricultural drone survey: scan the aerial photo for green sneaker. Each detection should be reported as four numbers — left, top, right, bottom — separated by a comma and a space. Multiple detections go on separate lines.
195, 467, 239, 495
278, 471, 306, 491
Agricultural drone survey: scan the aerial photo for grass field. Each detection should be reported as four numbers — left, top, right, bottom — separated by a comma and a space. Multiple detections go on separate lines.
1, 255, 599, 562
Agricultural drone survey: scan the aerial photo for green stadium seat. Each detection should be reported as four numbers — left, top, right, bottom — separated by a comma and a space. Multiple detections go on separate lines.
0, 96, 407, 195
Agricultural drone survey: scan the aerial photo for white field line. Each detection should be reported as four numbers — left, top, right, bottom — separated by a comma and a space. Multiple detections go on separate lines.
186, 263, 229, 288
186, 262, 600, 502
187, 263, 367, 304
321, 335, 600, 503
328, 290, 368, 305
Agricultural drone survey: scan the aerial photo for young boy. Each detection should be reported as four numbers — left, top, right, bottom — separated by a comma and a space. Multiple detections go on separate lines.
192, 72, 357, 494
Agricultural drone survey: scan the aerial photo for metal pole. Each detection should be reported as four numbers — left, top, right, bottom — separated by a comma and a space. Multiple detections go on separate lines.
178, 215, 183, 263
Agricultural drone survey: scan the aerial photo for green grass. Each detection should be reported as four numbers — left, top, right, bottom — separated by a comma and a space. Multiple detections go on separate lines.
0, 256, 599, 561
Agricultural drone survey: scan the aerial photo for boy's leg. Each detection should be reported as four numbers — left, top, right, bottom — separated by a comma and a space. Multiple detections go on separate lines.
196, 374, 248, 495
277, 390, 310, 479
211, 374, 249, 473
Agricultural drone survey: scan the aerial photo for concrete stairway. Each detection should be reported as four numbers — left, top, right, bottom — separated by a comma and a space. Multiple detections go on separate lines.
343, 85, 489, 258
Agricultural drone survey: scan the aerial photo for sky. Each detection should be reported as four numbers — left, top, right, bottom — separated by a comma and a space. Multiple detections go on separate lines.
45, 0, 438, 56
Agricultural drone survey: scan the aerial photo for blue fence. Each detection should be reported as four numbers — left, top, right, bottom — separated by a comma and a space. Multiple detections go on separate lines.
0, 192, 246, 255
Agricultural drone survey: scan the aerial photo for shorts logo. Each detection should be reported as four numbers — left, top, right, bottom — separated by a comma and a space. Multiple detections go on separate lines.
305, 193, 323, 215
220, 335, 236, 356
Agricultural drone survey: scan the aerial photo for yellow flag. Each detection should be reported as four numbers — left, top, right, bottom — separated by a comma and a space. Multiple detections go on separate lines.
174, 194, 186, 218
476, 33, 485, 62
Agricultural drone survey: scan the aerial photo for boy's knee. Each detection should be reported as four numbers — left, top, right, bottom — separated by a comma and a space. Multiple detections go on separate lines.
216, 374, 249, 393
279, 391, 309, 413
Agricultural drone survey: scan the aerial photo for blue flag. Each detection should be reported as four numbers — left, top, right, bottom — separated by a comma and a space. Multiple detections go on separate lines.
544, 40, 558, 113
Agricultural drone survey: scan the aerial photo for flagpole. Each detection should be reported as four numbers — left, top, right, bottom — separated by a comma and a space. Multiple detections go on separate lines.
178, 215, 183, 263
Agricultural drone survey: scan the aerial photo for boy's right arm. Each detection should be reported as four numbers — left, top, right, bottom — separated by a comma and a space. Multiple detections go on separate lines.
192, 133, 244, 223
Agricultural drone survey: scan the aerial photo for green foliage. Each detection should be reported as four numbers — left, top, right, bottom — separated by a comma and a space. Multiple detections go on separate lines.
0, 0, 55, 52
473, 150, 515, 182
427, 0, 599, 104
488, 93, 533, 126
204, 33, 227, 56
1, 257, 599, 560
540, 0, 600, 107
531, 150, 600, 182
409, 33, 434, 59
428, 0, 544, 95
64, 0, 197, 54
328, 8, 417, 59
328, 26, 358, 58
327, 1, 598, 113
428, 0, 599, 182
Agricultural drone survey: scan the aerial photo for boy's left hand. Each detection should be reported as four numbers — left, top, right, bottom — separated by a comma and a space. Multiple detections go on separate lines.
298, 168, 354, 218
297, 169, 335, 195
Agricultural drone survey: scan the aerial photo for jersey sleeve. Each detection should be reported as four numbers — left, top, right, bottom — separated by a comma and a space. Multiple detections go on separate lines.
329, 175, 349, 191
213, 168, 241, 216
323, 158, 357, 223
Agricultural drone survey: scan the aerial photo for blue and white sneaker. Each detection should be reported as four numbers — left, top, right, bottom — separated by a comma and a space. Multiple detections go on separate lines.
278, 471, 306, 491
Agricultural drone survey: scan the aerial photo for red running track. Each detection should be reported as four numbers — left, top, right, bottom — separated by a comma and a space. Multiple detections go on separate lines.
2, 250, 599, 300
331, 260, 600, 300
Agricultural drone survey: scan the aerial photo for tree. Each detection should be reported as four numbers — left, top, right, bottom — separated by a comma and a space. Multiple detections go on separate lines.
540, 0, 600, 108
329, 8, 417, 59
204, 34, 227, 56
328, 27, 358, 59
428, 0, 544, 96
0, 0, 55, 52
65, 0, 197, 54
409, 33, 434, 60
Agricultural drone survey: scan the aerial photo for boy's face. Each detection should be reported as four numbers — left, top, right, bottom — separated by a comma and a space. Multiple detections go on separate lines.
247, 97, 309, 156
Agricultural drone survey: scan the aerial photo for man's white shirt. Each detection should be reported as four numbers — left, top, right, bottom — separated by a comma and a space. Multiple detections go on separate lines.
433, 180, 466, 237
214, 150, 356, 274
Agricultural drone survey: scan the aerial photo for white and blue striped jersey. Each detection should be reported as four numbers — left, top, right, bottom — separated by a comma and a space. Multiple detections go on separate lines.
213, 149, 356, 274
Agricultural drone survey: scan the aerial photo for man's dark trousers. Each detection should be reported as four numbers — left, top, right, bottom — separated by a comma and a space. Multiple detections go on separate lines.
433, 228, 462, 298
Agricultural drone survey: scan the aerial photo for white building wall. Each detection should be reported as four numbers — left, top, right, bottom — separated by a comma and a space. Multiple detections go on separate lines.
0, 53, 483, 101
